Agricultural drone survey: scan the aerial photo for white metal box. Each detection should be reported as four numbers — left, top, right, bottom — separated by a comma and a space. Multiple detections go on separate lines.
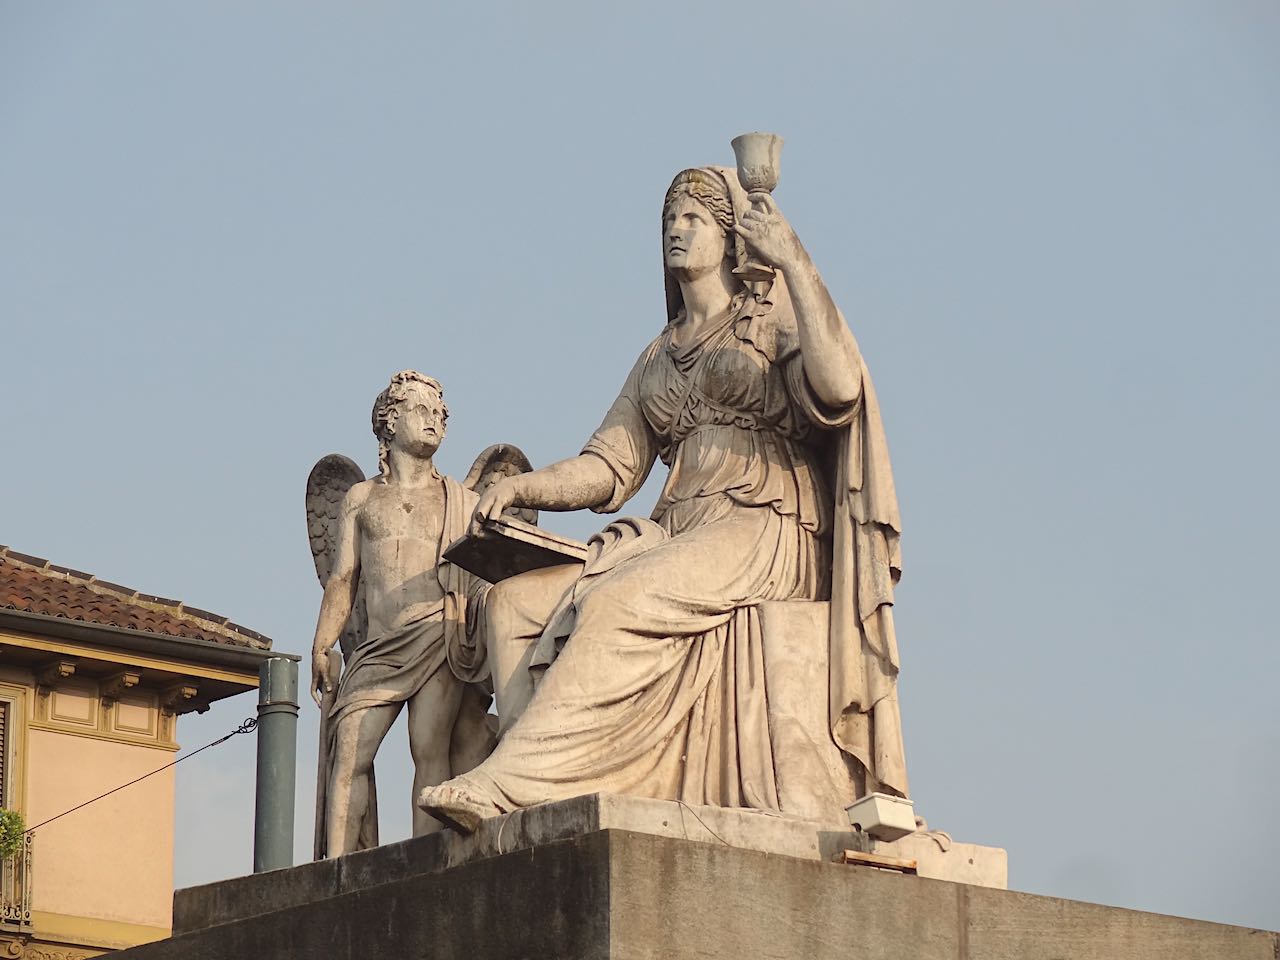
845, 792, 917, 842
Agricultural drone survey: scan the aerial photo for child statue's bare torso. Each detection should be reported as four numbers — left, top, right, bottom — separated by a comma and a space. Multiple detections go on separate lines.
350, 476, 449, 640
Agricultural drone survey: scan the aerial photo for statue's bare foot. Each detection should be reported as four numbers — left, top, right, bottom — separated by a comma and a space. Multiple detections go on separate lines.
417, 782, 501, 833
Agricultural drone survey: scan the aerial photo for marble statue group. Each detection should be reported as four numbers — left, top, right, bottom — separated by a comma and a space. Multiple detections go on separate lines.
306, 135, 910, 855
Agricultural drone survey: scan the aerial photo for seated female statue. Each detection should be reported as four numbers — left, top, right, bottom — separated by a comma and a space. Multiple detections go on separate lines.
420, 165, 908, 831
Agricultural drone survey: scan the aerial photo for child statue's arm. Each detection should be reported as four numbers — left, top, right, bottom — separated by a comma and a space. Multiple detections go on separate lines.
309, 485, 366, 707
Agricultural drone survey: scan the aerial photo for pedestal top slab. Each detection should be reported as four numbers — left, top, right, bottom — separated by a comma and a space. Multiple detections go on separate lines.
129, 821, 1272, 960
176, 792, 1006, 934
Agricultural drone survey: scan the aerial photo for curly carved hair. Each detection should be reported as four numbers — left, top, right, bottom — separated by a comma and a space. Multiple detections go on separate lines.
662, 168, 735, 236
371, 370, 448, 479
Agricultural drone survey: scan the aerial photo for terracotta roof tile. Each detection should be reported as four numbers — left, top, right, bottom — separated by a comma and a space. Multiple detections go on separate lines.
0, 547, 272, 650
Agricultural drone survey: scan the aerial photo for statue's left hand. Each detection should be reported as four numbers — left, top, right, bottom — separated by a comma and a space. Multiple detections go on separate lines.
310, 648, 338, 707
736, 193, 804, 272
472, 475, 518, 532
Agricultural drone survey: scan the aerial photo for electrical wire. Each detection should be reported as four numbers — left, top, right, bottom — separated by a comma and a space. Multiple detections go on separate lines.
22, 717, 258, 835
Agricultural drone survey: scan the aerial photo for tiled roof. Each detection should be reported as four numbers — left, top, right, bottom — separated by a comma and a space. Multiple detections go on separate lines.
0, 546, 272, 650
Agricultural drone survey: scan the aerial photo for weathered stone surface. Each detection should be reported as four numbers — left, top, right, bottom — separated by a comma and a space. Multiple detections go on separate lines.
125, 832, 611, 960
127, 828, 1275, 960
963, 884, 1278, 960
609, 832, 964, 960
878, 830, 1009, 889
174, 793, 1005, 936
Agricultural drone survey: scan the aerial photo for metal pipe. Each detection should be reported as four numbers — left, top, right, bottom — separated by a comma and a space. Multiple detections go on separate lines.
253, 656, 299, 872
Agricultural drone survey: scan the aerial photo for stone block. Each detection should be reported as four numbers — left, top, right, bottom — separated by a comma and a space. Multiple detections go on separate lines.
609, 831, 964, 960
174, 793, 870, 934
175, 793, 1008, 937
125, 832, 612, 960
964, 884, 1277, 960
121, 823, 1276, 960
876, 831, 1009, 889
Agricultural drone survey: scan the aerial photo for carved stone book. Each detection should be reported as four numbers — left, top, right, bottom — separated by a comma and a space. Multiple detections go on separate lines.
443, 516, 588, 584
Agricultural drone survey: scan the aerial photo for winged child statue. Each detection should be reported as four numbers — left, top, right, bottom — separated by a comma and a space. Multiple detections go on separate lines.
304, 369, 534, 858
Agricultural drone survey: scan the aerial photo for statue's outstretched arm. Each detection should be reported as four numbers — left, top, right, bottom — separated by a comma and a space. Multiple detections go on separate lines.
737, 193, 863, 408
473, 454, 615, 525
309, 485, 364, 706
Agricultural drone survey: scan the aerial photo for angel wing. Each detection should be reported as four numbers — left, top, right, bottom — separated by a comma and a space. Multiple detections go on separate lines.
463, 443, 538, 525
305, 454, 376, 858
305, 454, 368, 659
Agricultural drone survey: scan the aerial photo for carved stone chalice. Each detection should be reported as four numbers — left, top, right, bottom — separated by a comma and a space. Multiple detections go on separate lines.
731, 131, 784, 283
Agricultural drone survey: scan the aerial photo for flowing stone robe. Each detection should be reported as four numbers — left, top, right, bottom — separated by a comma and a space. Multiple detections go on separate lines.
452, 249, 909, 813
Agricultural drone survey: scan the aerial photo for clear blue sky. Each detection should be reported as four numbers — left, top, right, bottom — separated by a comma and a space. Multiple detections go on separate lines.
3, 0, 1277, 932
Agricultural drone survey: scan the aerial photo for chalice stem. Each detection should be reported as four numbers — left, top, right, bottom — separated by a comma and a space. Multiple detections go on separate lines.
734, 194, 776, 282
731, 132, 784, 284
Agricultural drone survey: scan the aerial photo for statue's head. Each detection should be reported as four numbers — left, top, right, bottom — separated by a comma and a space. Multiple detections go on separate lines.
662, 168, 736, 278
661, 167, 756, 322
371, 370, 448, 477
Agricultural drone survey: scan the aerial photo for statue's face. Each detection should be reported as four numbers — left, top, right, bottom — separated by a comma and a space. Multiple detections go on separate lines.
663, 195, 727, 278
389, 382, 447, 458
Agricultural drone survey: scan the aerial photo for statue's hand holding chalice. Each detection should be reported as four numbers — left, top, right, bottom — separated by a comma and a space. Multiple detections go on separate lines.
731, 132, 802, 279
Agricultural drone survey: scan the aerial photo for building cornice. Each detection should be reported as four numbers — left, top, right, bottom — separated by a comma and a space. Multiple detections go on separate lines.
0, 608, 297, 675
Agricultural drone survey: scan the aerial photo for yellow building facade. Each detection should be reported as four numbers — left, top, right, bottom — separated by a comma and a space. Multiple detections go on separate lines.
0, 547, 274, 959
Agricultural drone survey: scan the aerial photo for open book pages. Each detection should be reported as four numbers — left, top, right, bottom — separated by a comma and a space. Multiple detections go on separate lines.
442, 516, 588, 584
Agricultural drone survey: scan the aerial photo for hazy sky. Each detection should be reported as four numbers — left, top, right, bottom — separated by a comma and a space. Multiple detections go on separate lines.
3, 0, 1277, 933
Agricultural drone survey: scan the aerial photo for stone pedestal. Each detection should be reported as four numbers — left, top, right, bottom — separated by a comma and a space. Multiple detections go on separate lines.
115, 794, 1276, 960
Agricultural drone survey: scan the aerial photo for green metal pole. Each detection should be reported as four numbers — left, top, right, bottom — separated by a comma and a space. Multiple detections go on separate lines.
253, 656, 298, 873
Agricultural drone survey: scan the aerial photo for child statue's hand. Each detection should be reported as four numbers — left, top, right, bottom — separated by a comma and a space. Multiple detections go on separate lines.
310, 648, 339, 707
